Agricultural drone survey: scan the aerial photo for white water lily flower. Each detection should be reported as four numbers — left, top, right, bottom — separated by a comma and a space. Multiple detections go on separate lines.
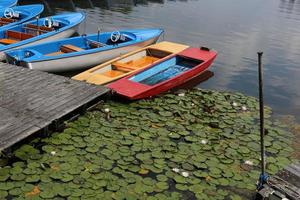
191, 103, 195, 106
50, 151, 56, 156
232, 102, 238, 107
245, 160, 253, 166
181, 171, 189, 177
104, 108, 110, 113
201, 139, 208, 145
172, 168, 180, 173
178, 93, 185, 97
242, 106, 247, 111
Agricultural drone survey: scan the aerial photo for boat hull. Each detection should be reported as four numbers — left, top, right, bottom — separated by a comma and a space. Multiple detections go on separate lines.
130, 57, 215, 100
108, 47, 217, 100
2, 26, 77, 60
23, 36, 160, 73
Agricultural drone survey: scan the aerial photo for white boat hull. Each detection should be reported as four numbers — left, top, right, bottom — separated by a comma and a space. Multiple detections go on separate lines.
24, 36, 160, 73
1, 26, 78, 60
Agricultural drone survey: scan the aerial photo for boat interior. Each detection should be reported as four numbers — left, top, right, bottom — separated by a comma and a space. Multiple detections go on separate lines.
88, 48, 172, 81
0, 12, 21, 26
0, 20, 60, 45
44, 33, 135, 56
129, 56, 203, 86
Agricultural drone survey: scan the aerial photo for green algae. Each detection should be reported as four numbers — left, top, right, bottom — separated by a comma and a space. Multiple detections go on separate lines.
0, 89, 297, 199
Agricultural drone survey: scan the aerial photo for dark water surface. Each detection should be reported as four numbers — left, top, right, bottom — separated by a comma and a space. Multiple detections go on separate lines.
20, 0, 300, 119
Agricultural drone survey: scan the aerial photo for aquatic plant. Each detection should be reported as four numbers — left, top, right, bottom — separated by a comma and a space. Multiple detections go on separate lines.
0, 89, 296, 199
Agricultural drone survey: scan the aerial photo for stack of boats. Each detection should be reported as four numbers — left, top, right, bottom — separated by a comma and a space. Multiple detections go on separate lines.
1, 1, 217, 100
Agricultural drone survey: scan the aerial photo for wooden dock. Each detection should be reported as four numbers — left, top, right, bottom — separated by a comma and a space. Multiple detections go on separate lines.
0, 63, 109, 151
257, 161, 300, 200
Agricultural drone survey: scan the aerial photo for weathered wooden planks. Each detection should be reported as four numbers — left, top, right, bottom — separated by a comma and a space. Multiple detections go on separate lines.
0, 62, 109, 150
258, 161, 300, 200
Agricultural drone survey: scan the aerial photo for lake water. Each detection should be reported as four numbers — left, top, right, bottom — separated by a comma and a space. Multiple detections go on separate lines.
20, 0, 300, 119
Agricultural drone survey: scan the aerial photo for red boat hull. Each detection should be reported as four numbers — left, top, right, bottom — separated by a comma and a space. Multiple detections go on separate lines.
108, 47, 217, 100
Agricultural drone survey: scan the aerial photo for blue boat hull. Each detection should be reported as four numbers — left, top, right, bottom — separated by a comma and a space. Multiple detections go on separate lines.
5, 29, 163, 72
0, 12, 85, 60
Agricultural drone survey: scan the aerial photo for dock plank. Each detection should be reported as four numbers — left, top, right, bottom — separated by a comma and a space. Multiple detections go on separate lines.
0, 63, 109, 150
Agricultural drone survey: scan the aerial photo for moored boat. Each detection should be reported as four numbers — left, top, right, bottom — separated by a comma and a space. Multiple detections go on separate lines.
0, 5, 44, 31
1, 12, 85, 60
72, 41, 189, 85
5, 29, 163, 72
108, 47, 217, 100
0, 0, 17, 9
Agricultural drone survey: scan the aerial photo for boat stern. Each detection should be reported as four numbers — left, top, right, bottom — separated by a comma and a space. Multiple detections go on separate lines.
52, 12, 86, 27
179, 47, 217, 62
5, 49, 38, 68
124, 28, 164, 44
108, 79, 152, 100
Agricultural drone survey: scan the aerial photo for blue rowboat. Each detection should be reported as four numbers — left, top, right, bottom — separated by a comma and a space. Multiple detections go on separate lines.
0, 12, 85, 60
0, 5, 44, 31
5, 29, 163, 72
0, 0, 17, 8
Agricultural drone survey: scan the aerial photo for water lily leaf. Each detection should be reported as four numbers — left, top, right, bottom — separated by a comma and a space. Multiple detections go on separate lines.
156, 182, 169, 190
173, 175, 186, 184
175, 184, 188, 191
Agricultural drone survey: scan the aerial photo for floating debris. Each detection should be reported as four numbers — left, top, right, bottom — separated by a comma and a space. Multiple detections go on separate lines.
181, 171, 189, 177
201, 139, 208, 144
0, 89, 296, 199
245, 160, 254, 166
172, 168, 180, 173
242, 105, 247, 111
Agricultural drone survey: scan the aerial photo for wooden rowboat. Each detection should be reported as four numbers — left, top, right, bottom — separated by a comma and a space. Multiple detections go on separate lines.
1, 12, 85, 60
5, 29, 163, 72
108, 47, 217, 100
72, 41, 189, 85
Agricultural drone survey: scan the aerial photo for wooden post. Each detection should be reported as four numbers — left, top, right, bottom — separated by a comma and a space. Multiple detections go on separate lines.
258, 52, 266, 177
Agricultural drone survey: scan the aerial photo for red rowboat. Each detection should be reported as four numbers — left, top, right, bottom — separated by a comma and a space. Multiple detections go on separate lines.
108, 47, 217, 100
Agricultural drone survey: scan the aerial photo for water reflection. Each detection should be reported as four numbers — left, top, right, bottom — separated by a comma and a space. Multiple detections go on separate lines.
279, 0, 296, 14
18, 0, 300, 119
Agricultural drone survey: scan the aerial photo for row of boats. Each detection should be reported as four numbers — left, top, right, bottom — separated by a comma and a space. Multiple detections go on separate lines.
0, 1, 217, 100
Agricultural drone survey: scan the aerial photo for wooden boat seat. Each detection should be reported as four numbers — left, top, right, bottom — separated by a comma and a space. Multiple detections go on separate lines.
89, 40, 106, 48
112, 62, 137, 72
24, 24, 54, 34
112, 56, 159, 72
5, 30, 34, 41
0, 18, 16, 26
126, 56, 159, 67
60, 45, 84, 53
45, 51, 64, 56
102, 70, 125, 78
0, 38, 18, 45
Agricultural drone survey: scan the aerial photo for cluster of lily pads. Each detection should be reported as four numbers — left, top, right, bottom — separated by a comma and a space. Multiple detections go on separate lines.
0, 89, 296, 199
